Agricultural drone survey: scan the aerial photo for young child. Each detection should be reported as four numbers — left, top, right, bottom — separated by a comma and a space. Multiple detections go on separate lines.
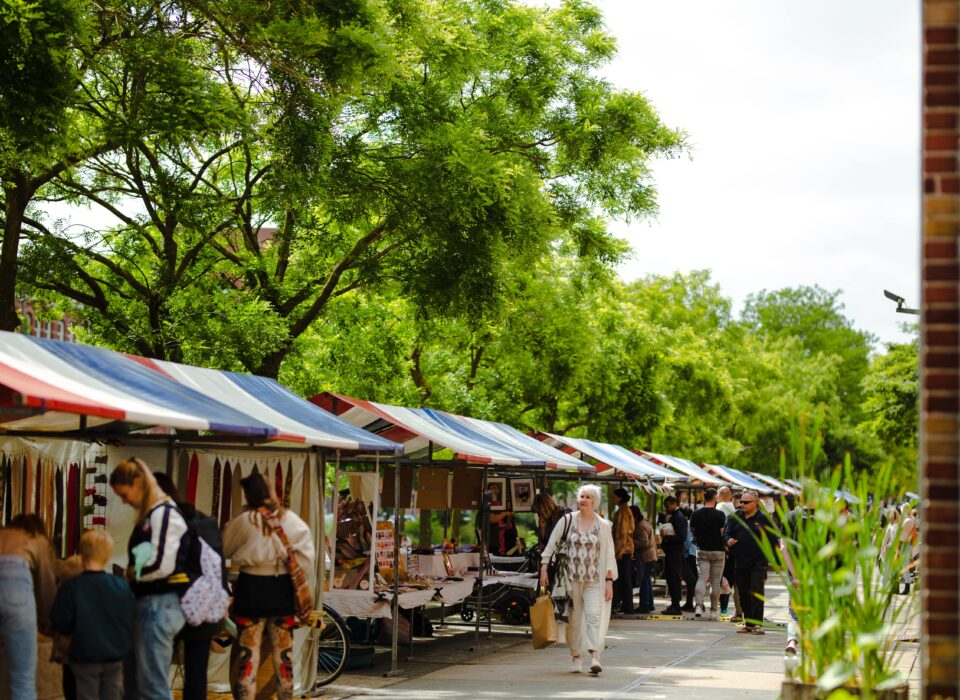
51, 530, 135, 700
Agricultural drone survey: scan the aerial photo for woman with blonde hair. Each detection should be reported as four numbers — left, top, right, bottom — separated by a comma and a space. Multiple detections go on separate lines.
539, 484, 617, 676
223, 472, 314, 700
110, 458, 188, 700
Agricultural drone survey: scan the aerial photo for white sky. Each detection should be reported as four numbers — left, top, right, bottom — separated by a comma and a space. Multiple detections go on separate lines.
597, 0, 921, 347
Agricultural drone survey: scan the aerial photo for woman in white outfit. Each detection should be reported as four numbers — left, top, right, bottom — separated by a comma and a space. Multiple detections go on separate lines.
539, 484, 617, 675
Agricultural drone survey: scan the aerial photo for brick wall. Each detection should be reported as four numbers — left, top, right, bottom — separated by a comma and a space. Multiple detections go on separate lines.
922, 2, 960, 698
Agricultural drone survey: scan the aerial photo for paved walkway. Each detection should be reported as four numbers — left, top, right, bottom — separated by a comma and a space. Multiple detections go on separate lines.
317, 582, 921, 699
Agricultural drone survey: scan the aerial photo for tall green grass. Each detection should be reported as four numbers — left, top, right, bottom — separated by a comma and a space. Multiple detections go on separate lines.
754, 413, 916, 696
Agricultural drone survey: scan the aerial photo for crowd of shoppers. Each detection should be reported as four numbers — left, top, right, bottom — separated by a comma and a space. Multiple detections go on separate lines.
0, 458, 314, 700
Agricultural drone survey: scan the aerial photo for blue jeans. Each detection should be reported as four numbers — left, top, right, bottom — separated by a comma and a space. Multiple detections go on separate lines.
635, 560, 654, 611
134, 593, 184, 700
0, 556, 37, 700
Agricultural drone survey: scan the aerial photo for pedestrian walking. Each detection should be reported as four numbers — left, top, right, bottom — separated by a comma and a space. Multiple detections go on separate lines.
110, 458, 188, 700
689, 488, 726, 620
723, 489, 779, 634
659, 496, 687, 615
223, 472, 315, 700
0, 513, 58, 700
51, 530, 135, 700
630, 506, 656, 614
539, 484, 617, 675
154, 473, 227, 700
612, 487, 635, 614
681, 507, 698, 612
716, 486, 740, 618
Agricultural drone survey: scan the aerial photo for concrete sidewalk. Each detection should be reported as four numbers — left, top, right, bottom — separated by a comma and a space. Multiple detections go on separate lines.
317, 582, 921, 699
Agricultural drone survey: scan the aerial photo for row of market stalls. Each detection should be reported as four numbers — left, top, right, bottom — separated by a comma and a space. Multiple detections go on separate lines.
0, 330, 800, 692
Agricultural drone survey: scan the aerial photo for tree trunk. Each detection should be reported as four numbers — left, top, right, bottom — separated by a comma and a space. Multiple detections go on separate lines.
0, 176, 31, 332
418, 508, 432, 546
450, 508, 461, 543
255, 345, 289, 379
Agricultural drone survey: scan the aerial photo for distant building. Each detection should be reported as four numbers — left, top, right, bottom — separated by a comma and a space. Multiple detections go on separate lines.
16, 299, 75, 342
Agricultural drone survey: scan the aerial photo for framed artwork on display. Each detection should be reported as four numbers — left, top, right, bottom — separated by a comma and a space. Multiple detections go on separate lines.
510, 478, 535, 512
485, 477, 507, 511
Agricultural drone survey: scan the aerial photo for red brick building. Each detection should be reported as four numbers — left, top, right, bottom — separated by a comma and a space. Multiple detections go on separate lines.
921, 1, 960, 697
15, 299, 74, 341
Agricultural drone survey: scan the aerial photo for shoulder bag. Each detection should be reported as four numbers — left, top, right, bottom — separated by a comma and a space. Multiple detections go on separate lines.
546, 513, 573, 594
258, 507, 313, 625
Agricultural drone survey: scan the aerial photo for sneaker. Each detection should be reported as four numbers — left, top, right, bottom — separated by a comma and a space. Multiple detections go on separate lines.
680, 603, 695, 612
570, 656, 582, 673
730, 614, 742, 623
590, 655, 603, 674
720, 607, 728, 615
736, 626, 754, 634
707, 610, 719, 621
661, 606, 682, 615
694, 604, 705, 619
752, 627, 766, 635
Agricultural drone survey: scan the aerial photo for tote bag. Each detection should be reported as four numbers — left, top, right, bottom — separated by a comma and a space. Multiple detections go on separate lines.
530, 592, 558, 649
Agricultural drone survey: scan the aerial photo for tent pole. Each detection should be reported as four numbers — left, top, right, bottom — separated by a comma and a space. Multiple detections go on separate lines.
318, 449, 326, 610
388, 454, 402, 677
329, 452, 341, 591
472, 468, 487, 649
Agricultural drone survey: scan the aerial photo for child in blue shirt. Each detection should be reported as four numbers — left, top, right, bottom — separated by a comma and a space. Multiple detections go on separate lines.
52, 530, 135, 700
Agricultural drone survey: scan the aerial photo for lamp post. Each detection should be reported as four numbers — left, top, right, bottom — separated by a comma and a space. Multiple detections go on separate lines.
883, 289, 920, 315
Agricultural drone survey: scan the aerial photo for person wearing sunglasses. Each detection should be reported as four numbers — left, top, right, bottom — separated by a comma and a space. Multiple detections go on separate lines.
723, 489, 779, 634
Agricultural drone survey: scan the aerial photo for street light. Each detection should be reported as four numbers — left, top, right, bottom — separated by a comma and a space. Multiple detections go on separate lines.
883, 289, 920, 315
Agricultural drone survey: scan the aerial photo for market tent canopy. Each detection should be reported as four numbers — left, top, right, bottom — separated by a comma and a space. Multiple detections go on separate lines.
0, 331, 275, 436
639, 452, 725, 485
312, 392, 594, 471
702, 463, 774, 493
749, 472, 800, 496
450, 417, 594, 473
144, 360, 400, 453
534, 433, 684, 481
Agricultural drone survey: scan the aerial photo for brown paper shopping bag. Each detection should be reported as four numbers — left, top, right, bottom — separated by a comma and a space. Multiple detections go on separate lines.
530, 593, 558, 649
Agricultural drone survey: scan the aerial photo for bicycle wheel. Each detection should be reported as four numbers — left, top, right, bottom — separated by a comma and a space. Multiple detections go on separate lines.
314, 604, 351, 687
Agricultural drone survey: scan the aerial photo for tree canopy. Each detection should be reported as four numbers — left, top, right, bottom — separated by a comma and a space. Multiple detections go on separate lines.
6, 0, 918, 480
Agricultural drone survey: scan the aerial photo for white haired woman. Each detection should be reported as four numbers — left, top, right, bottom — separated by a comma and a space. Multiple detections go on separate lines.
539, 484, 617, 675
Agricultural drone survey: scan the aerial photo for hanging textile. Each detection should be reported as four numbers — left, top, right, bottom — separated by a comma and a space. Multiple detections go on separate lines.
10, 454, 20, 518
251, 463, 258, 476
186, 453, 199, 505
34, 457, 43, 513
275, 462, 283, 504
66, 463, 80, 557
231, 464, 243, 516
177, 450, 190, 496
219, 461, 232, 529
53, 465, 63, 556
0, 454, 6, 526
283, 459, 293, 510
211, 458, 222, 523
299, 456, 311, 523
24, 455, 33, 515
83, 453, 108, 531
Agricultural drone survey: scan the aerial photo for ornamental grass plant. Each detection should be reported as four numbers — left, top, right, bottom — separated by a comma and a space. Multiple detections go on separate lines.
754, 416, 917, 698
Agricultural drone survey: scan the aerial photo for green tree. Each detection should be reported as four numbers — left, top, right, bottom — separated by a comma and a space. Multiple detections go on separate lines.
741, 286, 875, 420
22, 0, 684, 378
0, 0, 87, 330
859, 332, 919, 481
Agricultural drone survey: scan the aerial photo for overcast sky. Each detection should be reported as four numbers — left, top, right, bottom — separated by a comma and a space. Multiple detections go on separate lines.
594, 0, 921, 347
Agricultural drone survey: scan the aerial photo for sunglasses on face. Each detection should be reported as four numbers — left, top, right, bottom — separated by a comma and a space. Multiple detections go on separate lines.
740, 500, 756, 505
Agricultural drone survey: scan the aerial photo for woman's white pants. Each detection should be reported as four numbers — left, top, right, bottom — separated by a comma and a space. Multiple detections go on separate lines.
566, 580, 603, 657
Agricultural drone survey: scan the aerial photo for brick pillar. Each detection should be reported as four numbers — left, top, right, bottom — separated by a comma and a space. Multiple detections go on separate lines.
922, 2, 960, 698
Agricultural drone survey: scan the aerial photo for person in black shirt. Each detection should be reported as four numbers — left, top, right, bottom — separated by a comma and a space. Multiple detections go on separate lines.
723, 489, 779, 633
689, 488, 726, 619
659, 496, 687, 615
